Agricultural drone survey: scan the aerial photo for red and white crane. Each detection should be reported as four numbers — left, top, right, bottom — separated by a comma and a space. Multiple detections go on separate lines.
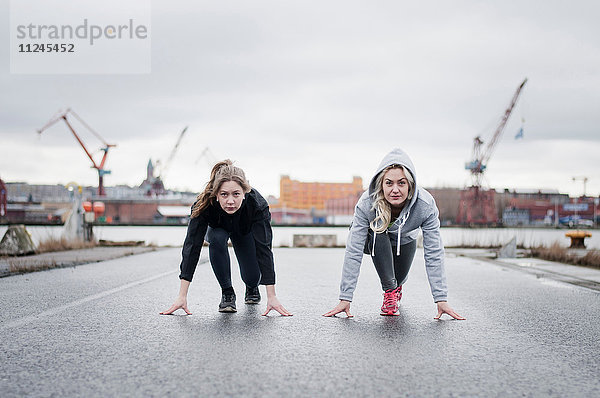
37, 108, 116, 196
465, 78, 528, 187
457, 78, 527, 225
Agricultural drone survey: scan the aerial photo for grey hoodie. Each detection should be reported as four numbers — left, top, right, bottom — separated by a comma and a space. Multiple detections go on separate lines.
338, 148, 448, 302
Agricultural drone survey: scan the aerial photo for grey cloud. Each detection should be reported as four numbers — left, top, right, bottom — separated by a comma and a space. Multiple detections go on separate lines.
2, 0, 600, 196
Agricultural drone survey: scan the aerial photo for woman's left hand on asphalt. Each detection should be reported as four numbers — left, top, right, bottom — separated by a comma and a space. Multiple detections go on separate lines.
434, 301, 465, 320
262, 296, 293, 317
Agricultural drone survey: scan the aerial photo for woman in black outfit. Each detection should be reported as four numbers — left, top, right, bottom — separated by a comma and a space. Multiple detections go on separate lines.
161, 160, 292, 316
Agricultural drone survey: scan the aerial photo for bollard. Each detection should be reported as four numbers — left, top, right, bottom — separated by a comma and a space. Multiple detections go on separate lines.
565, 230, 592, 249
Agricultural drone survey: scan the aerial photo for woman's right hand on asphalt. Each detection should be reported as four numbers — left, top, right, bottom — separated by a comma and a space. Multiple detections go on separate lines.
160, 296, 192, 315
322, 300, 353, 318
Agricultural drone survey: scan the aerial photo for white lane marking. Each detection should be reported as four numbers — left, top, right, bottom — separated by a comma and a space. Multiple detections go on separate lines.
1, 270, 178, 330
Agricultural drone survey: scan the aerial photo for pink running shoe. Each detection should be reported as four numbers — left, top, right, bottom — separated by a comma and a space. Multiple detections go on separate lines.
397, 285, 403, 302
380, 287, 400, 316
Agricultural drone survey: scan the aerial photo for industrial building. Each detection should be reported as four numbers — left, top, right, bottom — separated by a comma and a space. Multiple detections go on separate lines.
1, 177, 598, 227
269, 176, 364, 224
276, 175, 364, 211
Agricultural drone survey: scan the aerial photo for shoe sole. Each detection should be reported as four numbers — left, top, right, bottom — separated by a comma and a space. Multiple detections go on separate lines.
244, 299, 261, 304
380, 312, 400, 316
219, 306, 237, 313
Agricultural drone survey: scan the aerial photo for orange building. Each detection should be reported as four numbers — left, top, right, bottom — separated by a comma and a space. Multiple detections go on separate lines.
277, 175, 364, 210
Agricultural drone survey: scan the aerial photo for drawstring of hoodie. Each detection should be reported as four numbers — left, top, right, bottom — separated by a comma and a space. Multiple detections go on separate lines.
371, 210, 410, 257
371, 229, 376, 256
395, 211, 409, 256
370, 209, 379, 256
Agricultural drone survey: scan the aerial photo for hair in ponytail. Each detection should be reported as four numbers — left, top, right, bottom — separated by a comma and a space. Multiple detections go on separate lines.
191, 159, 251, 218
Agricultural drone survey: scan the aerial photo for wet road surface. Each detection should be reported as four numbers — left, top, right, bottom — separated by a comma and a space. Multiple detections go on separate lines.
1, 248, 599, 397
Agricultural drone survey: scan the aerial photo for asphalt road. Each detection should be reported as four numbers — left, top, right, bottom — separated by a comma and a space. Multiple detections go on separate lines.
1, 248, 599, 397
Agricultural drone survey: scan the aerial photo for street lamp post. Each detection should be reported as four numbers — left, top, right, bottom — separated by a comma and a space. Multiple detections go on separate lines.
554, 198, 559, 228
594, 198, 599, 229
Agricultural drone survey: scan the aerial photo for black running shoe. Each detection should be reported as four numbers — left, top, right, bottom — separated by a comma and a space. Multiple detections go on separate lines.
219, 290, 237, 312
245, 286, 261, 304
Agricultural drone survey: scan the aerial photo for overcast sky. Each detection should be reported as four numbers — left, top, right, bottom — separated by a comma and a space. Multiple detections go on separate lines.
1, 0, 599, 198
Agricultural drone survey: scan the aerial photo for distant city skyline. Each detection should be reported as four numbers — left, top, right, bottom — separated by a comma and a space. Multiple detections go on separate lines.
1, 175, 590, 201
1, 1, 599, 198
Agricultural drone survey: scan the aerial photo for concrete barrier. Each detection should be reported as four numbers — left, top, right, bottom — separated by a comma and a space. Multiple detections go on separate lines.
0, 224, 36, 256
293, 234, 338, 248
497, 236, 517, 258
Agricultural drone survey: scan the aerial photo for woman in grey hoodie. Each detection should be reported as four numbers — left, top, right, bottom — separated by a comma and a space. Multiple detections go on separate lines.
324, 148, 464, 319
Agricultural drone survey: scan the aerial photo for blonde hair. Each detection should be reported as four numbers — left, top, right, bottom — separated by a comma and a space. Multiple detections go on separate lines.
191, 159, 251, 218
369, 164, 414, 233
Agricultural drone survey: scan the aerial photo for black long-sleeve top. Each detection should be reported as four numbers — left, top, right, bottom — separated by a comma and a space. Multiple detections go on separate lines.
178, 188, 276, 285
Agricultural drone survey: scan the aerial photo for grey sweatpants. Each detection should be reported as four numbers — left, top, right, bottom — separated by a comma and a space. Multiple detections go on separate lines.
371, 232, 417, 291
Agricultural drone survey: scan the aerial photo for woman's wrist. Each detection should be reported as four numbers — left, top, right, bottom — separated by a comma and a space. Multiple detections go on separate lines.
178, 279, 191, 298
265, 284, 276, 298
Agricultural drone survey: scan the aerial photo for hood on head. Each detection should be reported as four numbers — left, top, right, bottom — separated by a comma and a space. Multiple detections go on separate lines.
368, 148, 417, 196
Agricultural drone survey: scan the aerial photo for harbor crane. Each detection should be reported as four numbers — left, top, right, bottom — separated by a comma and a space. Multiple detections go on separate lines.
157, 126, 188, 181
457, 78, 528, 225
37, 108, 116, 196
195, 146, 217, 167
143, 126, 189, 196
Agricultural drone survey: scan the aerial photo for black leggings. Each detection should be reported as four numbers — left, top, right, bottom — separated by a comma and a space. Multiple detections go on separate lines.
371, 232, 417, 291
206, 227, 261, 290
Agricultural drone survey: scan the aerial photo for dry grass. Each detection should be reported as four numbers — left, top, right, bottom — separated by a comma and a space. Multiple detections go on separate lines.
8, 258, 58, 273
36, 236, 97, 254
580, 250, 600, 268
531, 241, 600, 269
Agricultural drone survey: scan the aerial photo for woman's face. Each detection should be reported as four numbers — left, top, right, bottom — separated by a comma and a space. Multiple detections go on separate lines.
217, 180, 245, 214
382, 167, 410, 209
